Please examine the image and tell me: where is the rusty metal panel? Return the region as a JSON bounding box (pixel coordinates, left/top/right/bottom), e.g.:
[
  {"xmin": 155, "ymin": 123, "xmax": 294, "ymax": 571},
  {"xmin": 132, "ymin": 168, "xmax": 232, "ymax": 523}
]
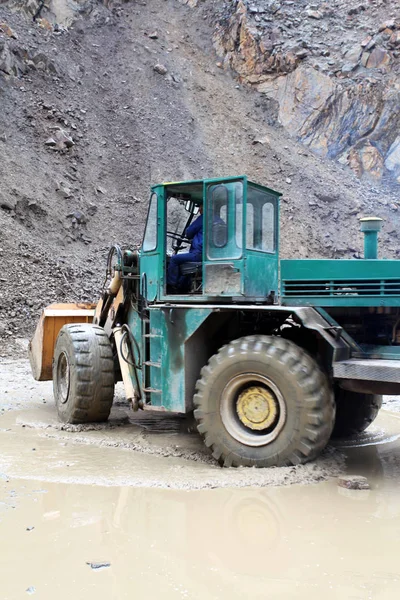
[{"xmin": 29, "ymin": 303, "xmax": 95, "ymax": 381}]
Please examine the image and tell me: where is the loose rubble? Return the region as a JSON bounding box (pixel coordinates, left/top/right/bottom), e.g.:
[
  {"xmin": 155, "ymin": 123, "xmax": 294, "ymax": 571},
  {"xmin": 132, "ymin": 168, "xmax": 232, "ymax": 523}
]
[
  {"xmin": 338, "ymin": 475, "xmax": 371, "ymax": 490},
  {"xmin": 1, "ymin": 0, "xmax": 400, "ymax": 340}
]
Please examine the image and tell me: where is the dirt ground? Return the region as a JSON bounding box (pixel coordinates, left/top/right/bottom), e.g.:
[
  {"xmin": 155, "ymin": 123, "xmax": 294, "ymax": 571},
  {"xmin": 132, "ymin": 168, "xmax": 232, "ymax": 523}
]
[
  {"xmin": 2, "ymin": 347, "xmax": 400, "ymax": 598},
  {"xmin": 2, "ymin": 0, "xmax": 400, "ymax": 339}
]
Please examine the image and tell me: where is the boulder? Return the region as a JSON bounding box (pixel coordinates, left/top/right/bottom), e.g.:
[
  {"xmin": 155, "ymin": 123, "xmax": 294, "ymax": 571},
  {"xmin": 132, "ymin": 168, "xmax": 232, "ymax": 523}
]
[{"xmin": 366, "ymin": 47, "xmax": 390, "ymax": 69}]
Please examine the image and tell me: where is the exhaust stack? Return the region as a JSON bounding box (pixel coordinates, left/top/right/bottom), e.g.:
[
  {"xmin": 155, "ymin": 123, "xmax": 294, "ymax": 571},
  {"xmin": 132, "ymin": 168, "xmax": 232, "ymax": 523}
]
[{"xmin": 359, "ymin": 217, "xmax": 383, "ymax": 259}]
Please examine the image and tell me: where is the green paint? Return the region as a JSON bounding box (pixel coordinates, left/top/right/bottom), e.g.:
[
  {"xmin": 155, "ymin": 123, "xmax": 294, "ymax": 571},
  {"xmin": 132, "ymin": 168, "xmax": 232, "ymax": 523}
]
[
  {"xmin": 281, "ymin": 259, "xmax": 400, "ymax": 307},
  {"xmin": 120, "ymin": 176, "xmax": 400, "ymax": 414},
  {"xmin": 360, "ymin": 217, "xmax": 383, "ymax": 259}
]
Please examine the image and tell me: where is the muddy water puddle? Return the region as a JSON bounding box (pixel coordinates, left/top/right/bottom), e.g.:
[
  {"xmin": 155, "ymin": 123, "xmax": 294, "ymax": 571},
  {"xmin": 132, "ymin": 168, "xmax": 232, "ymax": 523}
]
[
  {"xmin": 2, "ymin": 359, "xmax": 400, "ymax": 597},
  {"xmin": 1, "ymin": 462, "xmax": 400, "ymax": 599}
]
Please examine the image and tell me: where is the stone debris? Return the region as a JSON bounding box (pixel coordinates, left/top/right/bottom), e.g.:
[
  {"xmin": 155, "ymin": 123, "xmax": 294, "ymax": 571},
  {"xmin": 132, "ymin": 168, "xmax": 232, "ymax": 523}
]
[
  {"xmin": 86, "ymin": 561, "xmax": 111, "ymax": 570},
  {"xmin": 1, "ymin": 0, "xmax": 400, "ymax": 343},
  {"xmin": 338, "ymin": 475, "xmax": 370, "ymax": 490},
  {"xmin": 45, "ymin": 129, "xmax": 74, "ymax": 150},
  {"xmin": 0, "ymin": 22, "xmax": 17, "ymax": 39},
  {"xmin": 153, "ymin": 63, "xmax": 168, "ymax": 75}
]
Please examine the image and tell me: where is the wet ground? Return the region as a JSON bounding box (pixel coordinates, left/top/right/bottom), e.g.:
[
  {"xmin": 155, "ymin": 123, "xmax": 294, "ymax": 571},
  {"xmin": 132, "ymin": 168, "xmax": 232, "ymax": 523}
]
[{"xmin": 2, "ymin": 353, "xmax": 400, "ymax": 598}]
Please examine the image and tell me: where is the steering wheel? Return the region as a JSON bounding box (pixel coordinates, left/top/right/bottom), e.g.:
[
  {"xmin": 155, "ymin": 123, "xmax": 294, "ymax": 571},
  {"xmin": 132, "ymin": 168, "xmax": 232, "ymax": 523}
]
[{"xmin": 166, "ymin": 231, "xmax": 189, "ymax": 243}]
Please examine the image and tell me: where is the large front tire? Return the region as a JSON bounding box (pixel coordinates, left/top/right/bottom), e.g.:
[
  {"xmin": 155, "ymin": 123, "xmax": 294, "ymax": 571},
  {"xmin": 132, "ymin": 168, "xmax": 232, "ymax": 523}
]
[
  {"xmin": 53, "ymin": 323, "xmax": 115, "ymax": 424},
  {"xmin": 193, "ymin": 335, "xmax": 335, "ymax": 467},
  {"xmin": 332, "ymin": 388, "xmax": 382, "ymax": 438}
]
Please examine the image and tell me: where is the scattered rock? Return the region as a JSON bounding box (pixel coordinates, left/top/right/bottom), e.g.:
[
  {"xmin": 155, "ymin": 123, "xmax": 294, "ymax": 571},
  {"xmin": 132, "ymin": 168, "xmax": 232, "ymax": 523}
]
[
  {"xmin": 25, "ymin": 587, "xmax": 36, "ymax": 595},
  {"xmin": 0, "ymin": 23, "xmax": 18, "ymax": 39},
  {"xmin": 57, "ymin": 184, "xmax": 73, "ymax": 199},
  {"xmin": 366, "ymin": 47, "xmax": 390, "ymax": 69},
  {"xmin": 67, "ymin": 210, "xmax": 87, "ymax": 225},
  {"xmin": 148, "ymin": 31, "xmax": 158, "ymax": 39},
  {"xmin": 315, "ymin": 192, "xmax": 339, "ymax": 203},
  {"xmin": 153, "ymin": 63, "xmax": 167, "ymax": 75},
  {"xmin": 306, "ymin": 9, "xmax": 323, "ymax": 20},
  {"xmin": 86, "ymin": 561, "xmax": 111, "ymax": 570},
  {"xmin": 338, "ymin": 475, "xmax": 370, "ymax": 490},
  {"xmin": 252, "ymin": 135, "xmax": 270, "ymax": 145},
  {"xmin": 45, "ymin": 129, "xmax": 74, "ymax": 150},
  {"xmin": 87, "ymin": 203, "xmax": 97, "ymax": 216},
  {"xmin": 361, "ymin": 35, "xmax": 373, "ymax": 48},
  {"xmin": 0, "ymin": 200, "xmax": 14, "ymax": 211}
]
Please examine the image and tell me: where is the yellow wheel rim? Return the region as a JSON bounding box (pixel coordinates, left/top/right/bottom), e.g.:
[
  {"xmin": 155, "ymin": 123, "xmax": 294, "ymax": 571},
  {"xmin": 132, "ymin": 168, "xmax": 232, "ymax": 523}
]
[{"xmin": 236, "ymin": 386, "xmax": 278, "ymax": 431}]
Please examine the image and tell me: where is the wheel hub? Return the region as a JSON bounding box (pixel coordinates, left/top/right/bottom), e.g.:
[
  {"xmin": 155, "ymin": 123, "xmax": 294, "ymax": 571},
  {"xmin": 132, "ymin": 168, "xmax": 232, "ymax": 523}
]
[
  {"xmin": 236, "ymin": 386, "xmax": 278, "ymax": 430},
  {"xmin": 57, "ymin": 351, "xmax": 70, "ymax": 404},
  {"xmin": 220, "ymin": 373, "xmax": 287, "ymax": 447}
]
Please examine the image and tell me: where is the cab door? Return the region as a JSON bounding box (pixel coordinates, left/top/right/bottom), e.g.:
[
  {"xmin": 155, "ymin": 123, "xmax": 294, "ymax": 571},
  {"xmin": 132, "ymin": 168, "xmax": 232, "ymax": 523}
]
[
  {"xmin": 243, "ymin": 183, "xmax": 280, "ymax": 299},
  {"xmin": 203, "ymin": 178, "xmax": 245, "ymax": 298},
  {"xmin": 139, "ymin": 191, "xmax": 161, "ymax": 302}
]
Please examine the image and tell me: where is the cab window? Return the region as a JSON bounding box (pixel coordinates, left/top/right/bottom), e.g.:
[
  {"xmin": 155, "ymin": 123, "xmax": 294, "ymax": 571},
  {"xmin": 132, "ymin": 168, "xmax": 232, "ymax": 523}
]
[
  {"xmin": 246, "ymin": 186, "xmax": 276, "ymax": 253},
  {"xmin": 206, "ymin": 181, "xmax": 243, "ymax": 260},
  {"xmin": 143, "ymin": 193, "xmax": 158, "ymax": 252}
]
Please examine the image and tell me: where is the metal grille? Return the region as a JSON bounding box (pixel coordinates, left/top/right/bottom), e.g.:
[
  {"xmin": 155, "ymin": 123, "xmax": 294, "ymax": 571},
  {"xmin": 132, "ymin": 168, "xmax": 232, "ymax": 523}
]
[{"xmin": 282, "ymin": 279, "xmax": 400, "ymax": 297}]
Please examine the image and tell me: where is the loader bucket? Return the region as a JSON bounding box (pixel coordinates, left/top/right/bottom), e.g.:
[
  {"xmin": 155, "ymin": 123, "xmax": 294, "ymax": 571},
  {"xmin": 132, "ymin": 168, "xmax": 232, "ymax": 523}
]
[{"xmin": 28, "ymin": 303, "xmax": 96, "ymax": 381}]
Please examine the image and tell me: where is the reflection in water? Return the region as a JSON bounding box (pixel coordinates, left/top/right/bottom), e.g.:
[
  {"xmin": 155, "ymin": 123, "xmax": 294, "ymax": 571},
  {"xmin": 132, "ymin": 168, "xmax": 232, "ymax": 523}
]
[
  {"xmin": 2, "ymin": 475, "xmax": 400, "ymax": 599},
  {"xmin": 1, "ymin": 411, "xmax": 400, "ymax": 597}
]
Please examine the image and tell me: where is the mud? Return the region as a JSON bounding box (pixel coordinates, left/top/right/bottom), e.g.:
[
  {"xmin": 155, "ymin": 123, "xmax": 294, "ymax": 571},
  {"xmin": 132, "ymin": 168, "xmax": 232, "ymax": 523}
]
[
  {"xmin": 0, "ymin": 355, "xmax": 345, "ymax": 489},
  {"xmin": 2, "ymin": 355, "xmax": 400, "ymax": 598}
]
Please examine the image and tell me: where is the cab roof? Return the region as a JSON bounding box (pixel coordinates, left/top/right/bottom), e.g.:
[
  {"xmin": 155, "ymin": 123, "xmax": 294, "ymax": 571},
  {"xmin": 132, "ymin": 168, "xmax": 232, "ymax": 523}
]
[{"xmin": 152, "ymin": 176, "xmax": 282, "ymax": 203}]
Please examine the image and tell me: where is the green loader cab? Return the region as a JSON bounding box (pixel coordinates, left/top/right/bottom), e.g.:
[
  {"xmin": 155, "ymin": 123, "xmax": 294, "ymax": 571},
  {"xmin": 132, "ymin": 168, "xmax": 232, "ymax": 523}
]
[{"xmin": 30, "ymin": 176, "xmax": 400, "ymax": 467}]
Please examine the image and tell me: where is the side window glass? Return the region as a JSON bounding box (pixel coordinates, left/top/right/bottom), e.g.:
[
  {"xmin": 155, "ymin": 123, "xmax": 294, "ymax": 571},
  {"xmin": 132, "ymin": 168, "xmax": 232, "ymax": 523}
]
[
  {"xmin": 246, "ymin": 186, "xmax": 276, "ymax": 253},
  {"xmin": 143, "ymin": 193, "xmax": 158, "ymax": 252},
  {"xmin": 262, "ymin": 202, "xmax": 275, "ymax": 252},
  {"xmin": 235, "ymin": 183, "xmax": 243, "ymax": 250},
  {"xmin": 246, "ymin": 203, "xmax": 254, "ymax": 248},
  {"xmin": 208, "ymin": 185, "xmax": 228, "ymax": 248},
  {"xmin": 166, "ymin": 197, "xmax": 187, "ymax": 254}
]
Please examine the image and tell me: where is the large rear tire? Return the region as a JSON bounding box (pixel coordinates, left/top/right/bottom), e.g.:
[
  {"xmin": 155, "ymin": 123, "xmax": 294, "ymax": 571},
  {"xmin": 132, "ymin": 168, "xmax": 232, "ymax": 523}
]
[
  {"xmin": 53, "ymin": 323, "xmax": 115, "ymax": 424},
  {"xmin": 193, "ymin": 335, "xmax": 335, "ymax": 467},
  {"xmin": 332, "ymin": 388, "xmax": 382, "ymax": 438}
]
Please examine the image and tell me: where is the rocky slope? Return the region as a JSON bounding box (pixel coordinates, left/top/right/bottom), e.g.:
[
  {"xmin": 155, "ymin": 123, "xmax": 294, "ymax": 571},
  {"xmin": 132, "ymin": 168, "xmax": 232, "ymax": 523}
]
[
  {"xmin": 211, "ymin": 0, "xmax": 400, "ymax": 186},
  {"xmin": 0, "ymin": 0, "xmax": 399, "ymax": 340}
]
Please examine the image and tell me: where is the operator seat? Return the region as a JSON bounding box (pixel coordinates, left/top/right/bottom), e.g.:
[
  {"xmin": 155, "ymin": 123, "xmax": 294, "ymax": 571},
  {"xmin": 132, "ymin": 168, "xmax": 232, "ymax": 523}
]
[
  {"xmin": 179, "ymin": 261, "xmax": 202, "ymax": 294},
  {"xmin": 177, "ymin": 221, "xmax": 227, "ymax": 293}
]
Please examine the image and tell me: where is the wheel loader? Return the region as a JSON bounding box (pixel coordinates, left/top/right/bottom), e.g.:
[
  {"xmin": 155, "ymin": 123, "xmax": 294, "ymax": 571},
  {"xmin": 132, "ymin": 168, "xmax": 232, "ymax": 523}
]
[{"xmin": 29, "ymin": 176, "xmax": 400, "ymax": 467}]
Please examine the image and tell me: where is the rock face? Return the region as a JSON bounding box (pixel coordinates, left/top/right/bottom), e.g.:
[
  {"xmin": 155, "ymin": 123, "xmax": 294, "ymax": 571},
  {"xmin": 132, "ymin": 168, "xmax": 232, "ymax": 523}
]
[{"xmin": 212, "ymin": 0, "xmax": 400, "ymax": 186}]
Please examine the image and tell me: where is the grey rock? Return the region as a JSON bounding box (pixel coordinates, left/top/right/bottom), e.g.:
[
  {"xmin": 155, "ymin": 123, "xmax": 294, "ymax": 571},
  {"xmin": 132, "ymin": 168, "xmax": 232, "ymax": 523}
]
[
  {"xmin": 86, "ymin": 561, "xmax": 111, "ymax": 570},
  {"xmin": 342, "ymin": 63, "xmax": 356, "ymax": 74},
  {"xmin": 338, "ymin": 475, "xmax": 370, "ymax": 490},
  {"xmin": 153, "ymin": 63, "xmax": 168, "ymax": 75},
  {"xmin": 87, "ymin": 203, "xmax": 97, "ymax": 216},
  {"xmin": 315, "ymin": 192, "xmax": 339, "ymax": 203},
  {"xmin": 71, "ymin": 210, "xmax": 86, "ymax": 224},
  {"xmin": 58, "ymin": 186, "xmax": 72, "ymax": 199}
]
